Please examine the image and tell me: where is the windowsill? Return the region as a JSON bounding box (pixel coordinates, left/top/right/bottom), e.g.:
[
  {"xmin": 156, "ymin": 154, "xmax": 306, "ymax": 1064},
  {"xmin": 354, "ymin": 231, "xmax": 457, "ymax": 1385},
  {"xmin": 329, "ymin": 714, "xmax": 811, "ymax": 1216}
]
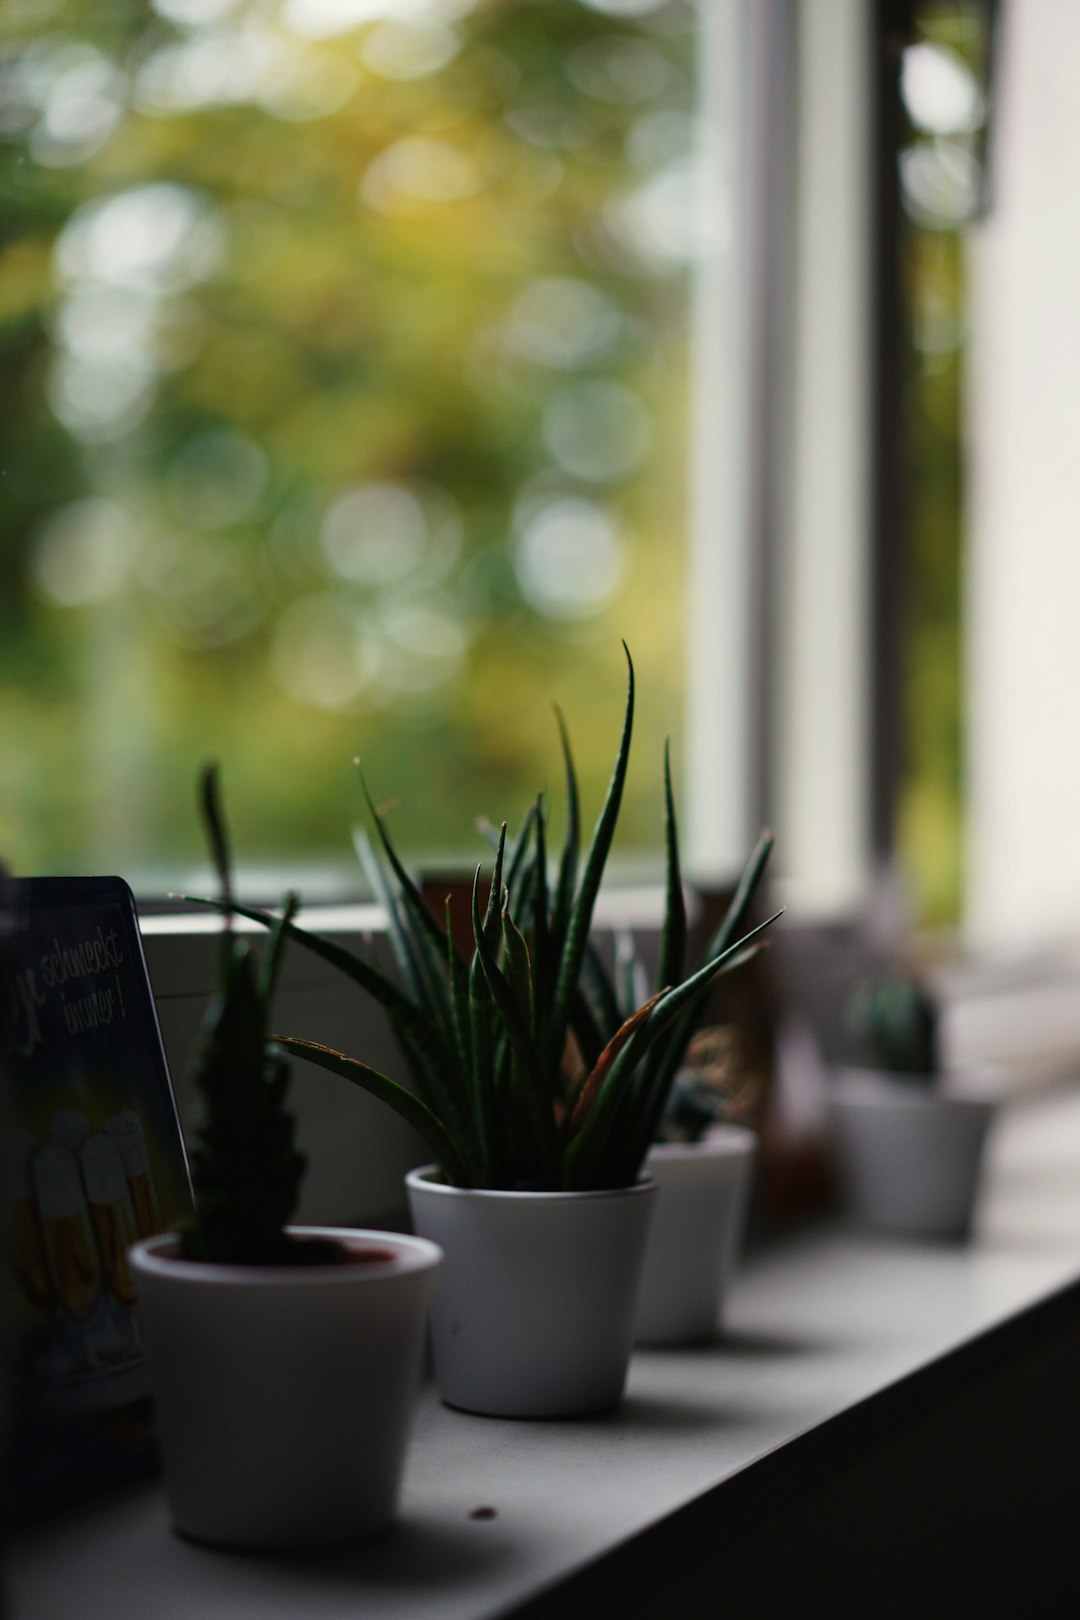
[{"xmin": 12, "ymin": 1083, "xmax": 1080, "ymax": 1618}]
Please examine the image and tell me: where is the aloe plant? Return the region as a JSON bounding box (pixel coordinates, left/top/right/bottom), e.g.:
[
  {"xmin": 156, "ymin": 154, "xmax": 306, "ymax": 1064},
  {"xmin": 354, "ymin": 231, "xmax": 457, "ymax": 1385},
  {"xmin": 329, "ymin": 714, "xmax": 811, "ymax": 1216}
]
[
  {"xmin": 846, "ymin": 974, "xmax": 939, "ymax": 1081},
  {"xmin": 184, "ymin": 648, "xmax": 780, "ymax": 1191},
  {"xmin": 570, "ymin": 742, "xmax": 775, "ymax": 1176},
  {"xmin": 179, "ymin": 764, "xmax": 320, "ymax": 1265}
]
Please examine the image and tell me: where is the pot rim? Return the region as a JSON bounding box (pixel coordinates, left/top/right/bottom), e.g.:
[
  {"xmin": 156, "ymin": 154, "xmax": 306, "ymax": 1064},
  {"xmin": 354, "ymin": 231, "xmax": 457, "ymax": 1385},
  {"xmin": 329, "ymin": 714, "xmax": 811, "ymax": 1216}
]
[
  {"xmin": 647, "ymin": 1124, "xmax": 757, "ymax": 1160},
  {"xmin": 832, "ymin": 1068, "xmax": 998, "ymax": 1113},
  {"xmin": 131, "ymin": 1225, "xmax": 443, "ymax": 1286},
  {"xmin": 405, "ymin": 1166, "xmax": 655, "ymax": 1202}
]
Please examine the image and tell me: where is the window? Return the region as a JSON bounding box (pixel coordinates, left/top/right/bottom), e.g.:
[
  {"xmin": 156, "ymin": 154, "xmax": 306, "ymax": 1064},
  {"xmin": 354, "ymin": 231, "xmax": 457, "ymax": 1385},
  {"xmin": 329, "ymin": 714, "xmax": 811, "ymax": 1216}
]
[{"xmin": 1, "ymin": 0, "xmax": 703, "ymax": 892}]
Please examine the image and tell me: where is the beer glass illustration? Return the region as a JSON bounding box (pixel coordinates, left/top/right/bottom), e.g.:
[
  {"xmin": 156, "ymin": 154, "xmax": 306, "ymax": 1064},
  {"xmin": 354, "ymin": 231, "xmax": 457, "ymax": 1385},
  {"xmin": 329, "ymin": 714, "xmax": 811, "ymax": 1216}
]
[
  {"xmin": 81, "ymin": 1134, "xmax": 140, "ymax": 1311},
  {"xmin": 51, "ymin": 1110, "xmax": 91, "ymax": 1155},
  {"xmin": 33, "ymin": 1144, "xmax": 104, "ymax": 1369},
  {"xmin": 105, "ymin": 1111, "xmax": 163, "ymax": 1239},
  {"xmin": 3, "ymin": 1128, "xmax": 54, "ymax": 1320}
]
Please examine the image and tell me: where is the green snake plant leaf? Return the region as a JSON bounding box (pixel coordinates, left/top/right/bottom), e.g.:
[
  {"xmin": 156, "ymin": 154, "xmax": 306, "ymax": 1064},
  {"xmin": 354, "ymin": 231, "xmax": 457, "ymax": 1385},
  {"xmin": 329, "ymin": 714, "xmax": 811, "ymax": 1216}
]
[
  {"xmin": 564, "ymin": 911, "xmax": 782, "ymax": 1186},
  {"xmin": 529, "ymin": 793, "xmax": 551, "ymax": 1020},
  {"xmin": 480, "ymin": 824, "xmax": 507, "ymax": 954},
  {"xmin": 502, "ymin": 903, "xmax": 535, "ymax": 1040},
  {"xmin": 615, "ymin": 930, "xmax": 647, "ymax": 1024},
  {"xmin": 657, "ymin": 739, "xmax": 687, "ymax": 993},
  {"xmin": 274, "ymin": 1035, "xmax": 471, "ymax": 1188},
  {"xmin": 470, "ymin": 869, "xmax": 544, "ymax": 1093},
  {"xmin": 445, "ymin": 894, "xmax": 472, "ymax": 1079},
  {"xmin": 259, "ymin": 890, "xmax": 299, "ymax": 1006},
  {"xmin": 568, "ymin": 989, "xmax": 667, "ymax": 1134},
  {"xmin": 198, "ymin": 763, "xmax": 233, "ymax": 940},
  {"xmin": 352, "ymin": 824, "xmax": 433, "ymax": 1017},
  {"xmin": 548, "ymin": 642, "xmax": 635, "ymax": 1079},
  {"xmin": 700, "ymin": 827, "xmax": 775, "ymax": 964},
  {"xmin": 471, "ymin": 869, "xmax": 559, "ymax": 1178},
  {"xmin": 466, "ymin": 946, "xmax": 494, "ymax": 1186},
  {"xmin": 176, "ymin": 895, "xmax": 456, "ymax": 1089},
  {"xmin": 579, "ymin": 940, "xmax": 622, "ymax": 1039},
  {"xmin": 569, "ymin": 986, "xmax": 604, "ymax": 1075},
  {"xmin": 551, "ymin": 703, "xmax": 580, "ymax": 951},
  {"xmin": 355, "ymin": 766, "xmax": 461, "ymax": 1020}
]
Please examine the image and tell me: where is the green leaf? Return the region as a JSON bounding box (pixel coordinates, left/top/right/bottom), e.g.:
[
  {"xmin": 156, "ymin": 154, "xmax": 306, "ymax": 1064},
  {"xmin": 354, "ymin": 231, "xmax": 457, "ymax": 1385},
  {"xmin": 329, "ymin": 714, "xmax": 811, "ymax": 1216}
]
[
  {"xmin": 548, "ymin": 642, "xmax": 635, "ymax": 1079},
  {"xmin": 471, "ymin": 869, "xmax": 558, "ymax": 1179},
  {"xmin": 530, "ymin": 793, "xmax": 551, "ymax": 1019},
  {"xmin": 579, "ymin": 939, "xmax": 622, "ymax": 1038},
  {"xmin": 176, "ymin": 895, "xmax": 455, "ymax": 1080},
  {"xmin": 274, "ymin": 1036, "xmax": 471, "ymax": 1187},
  {"xmin": 657, "ymin": 739, "xmax": 687, "ymax": 993},
  {"xmin": 564, "ymin": 910, "xmax": 782, "ymax": 1186},
  {"xmin": 699, "ymin": 828, "xmax": 775, "ymax": 965},
  {"xmin": 480, "ymin": 823, "xmax": 507, "ymax": 953},
  {"xmin": 445, "ymin": 893, "xmax": 472, "ymax": 1079},
  {"xmin": 568, "ymin": 989, "xmax": 666, "ymax": 1134},
  {"xmin": 355, "ymin": 766, "xmax": 461, "ymax": 1020},
  {"xmin": 352, "ymin": 825, "xmax": 433, "ymax": 1016},
  {"xmin": 551, "ymin": 703, "xmax": 579, "ymax": 949},
  {"xmin": 259, "ymin": 890, "xmax": 299, "ymax": 1006}
]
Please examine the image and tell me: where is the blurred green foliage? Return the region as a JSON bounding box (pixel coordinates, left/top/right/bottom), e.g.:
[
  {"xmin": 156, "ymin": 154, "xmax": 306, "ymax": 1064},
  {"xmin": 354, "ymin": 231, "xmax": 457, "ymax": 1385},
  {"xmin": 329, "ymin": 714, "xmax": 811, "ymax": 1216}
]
[
  {"xmin": 896, "ymin": 3, "xmax": 988, "ymax": 926},
  {"xmin": 0, "ymin": 0, "xmax": 694, "ymax": 890}
]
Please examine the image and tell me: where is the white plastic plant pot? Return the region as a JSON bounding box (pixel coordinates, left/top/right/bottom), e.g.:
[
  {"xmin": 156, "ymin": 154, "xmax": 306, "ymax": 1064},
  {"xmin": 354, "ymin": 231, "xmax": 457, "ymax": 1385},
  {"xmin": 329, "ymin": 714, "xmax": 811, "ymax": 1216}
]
[
  {"xmin": 405, "ymin": 1168, "xmax": 656, "ymax": 1419},
  {"xmin": 131, "ymin": 1226, "xmax": 442, "ymax": 1549},
  {"xmin": 633, "ymin": 1125, "xmax": 757, "ymax": 1346},
  {"xmin": 829, "ymin": 1069, "xmax": 996, "ymax": 1240}
]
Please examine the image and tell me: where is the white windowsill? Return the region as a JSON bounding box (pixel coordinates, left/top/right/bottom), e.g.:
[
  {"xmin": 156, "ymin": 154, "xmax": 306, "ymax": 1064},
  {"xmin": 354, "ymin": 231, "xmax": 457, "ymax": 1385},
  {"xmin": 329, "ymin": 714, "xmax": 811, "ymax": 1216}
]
[{"xmin": 12, "ymin": 1084, "xmax": 1080, "ymax": 1620}]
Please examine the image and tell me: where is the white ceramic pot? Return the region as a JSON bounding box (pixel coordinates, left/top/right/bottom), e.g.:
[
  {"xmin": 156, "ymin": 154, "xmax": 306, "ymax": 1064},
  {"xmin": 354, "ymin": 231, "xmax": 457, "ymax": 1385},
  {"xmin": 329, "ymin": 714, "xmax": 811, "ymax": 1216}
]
[
  {"xmin": 634, "ymin": 1126, "xmax": 756, "ymax": 1345},
  {"xmin": 405, "ymin": 1168, "xmax": 655, "ymax": 1418},
  {"xmin": 829, "ymin": 1069, "xmax": 996, "ymax": 1240},
  {"xmin": 131, "ymin": 1226, "xmax": 442, "ymax": 1549}
]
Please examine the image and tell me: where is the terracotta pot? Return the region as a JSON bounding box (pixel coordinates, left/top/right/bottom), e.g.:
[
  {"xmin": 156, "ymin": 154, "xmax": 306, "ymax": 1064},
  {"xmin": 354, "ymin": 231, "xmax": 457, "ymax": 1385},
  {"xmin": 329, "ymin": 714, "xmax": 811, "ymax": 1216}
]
[
  {"xmin": 634, "ymin": 1126, "xmax": 756, "ymax": 1345},
  {"xmin": 131, "ymin": 1226, "xmax": 441, "ymax": 1548},
  {"xmin": 406, "ymin": 1168, "xmax": 655, "ymax": 1418}
]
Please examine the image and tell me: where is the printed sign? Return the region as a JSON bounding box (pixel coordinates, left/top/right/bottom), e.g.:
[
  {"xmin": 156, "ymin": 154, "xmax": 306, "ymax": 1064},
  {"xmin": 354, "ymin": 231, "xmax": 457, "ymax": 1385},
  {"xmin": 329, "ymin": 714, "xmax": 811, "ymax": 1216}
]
[{"xmin": 2, "ymin": 876, "xmax": 192, "ymax": 1513}]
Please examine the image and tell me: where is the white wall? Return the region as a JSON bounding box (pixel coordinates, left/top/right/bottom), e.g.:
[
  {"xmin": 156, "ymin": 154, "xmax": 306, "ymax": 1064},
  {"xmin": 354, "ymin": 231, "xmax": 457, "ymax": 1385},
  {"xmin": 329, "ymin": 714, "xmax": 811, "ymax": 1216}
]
[{"xmin": 967, "ymin": 0, "xmax": 1080, "ymax": 951}]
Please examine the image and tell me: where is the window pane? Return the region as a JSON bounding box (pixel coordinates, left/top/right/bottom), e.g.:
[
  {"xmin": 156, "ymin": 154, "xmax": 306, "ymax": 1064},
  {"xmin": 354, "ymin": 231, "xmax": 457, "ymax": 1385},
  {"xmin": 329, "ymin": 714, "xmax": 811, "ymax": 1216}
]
[
  {"xmin": 897, "ymin": 3, "xmax": 990, "ymax": 926},
  {"xmin": 0, "ymin": 0, "xmax": 698, "ymax": 891}
]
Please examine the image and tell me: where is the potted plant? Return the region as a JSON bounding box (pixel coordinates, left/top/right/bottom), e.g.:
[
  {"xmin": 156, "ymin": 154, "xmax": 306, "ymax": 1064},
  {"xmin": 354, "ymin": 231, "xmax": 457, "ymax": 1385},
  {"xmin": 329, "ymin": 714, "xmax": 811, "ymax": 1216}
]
[
  {"xmin": 132, "ymin": 766, "xmax": 442, "ymax": 1548},
  {"xmin": 630, "ymin": 1029, "xmax": 758, "ymax": 1345},
  {"xmin": 193, "ymin": 648, "xmax": 779, "ymax": 1417},
  {"xmin": 572, "ymin": 748, "xmax": 769, "ymax": 1346},
  {"xmin": 829, "ymin": 972, "xmax": 996, "ymax": 1240}
]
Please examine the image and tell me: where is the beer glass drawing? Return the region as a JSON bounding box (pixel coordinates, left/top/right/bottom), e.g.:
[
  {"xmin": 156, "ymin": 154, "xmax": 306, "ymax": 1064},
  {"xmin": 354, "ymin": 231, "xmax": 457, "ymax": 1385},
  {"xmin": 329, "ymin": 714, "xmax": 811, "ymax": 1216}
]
[
  {"xmin": 51, "ymin": 1110, "xmax": 91, "ymax": 1156},
  {"xmin": 3, "ymin": 1128, "xmax": 54, "ymax": 1319},
  {"xmin": 33, "ymin": 1145, "xmax": 103, "ymax": 1368},
  {"xmin": 81, "ymin": 1134, "xmax": 139, "ymax": 1311},
  {"xmin": 105, "ymin": 1111, "xmax": 162, "ymax": 1239}
]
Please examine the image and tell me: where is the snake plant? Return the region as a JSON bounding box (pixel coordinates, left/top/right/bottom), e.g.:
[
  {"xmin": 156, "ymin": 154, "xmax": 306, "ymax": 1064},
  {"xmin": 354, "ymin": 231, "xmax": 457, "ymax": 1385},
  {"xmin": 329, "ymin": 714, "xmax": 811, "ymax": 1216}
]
[
  {"xmin": 185, "ymin": 648, "xmax": 780, "ymax": 1190},
  {"xmin": 179, "ymin": 764, "xmax": 321, "ymax": 1264},
  {"xmin": 571, "ymin": 739, "xmax": 774, "ymax": 1178}
]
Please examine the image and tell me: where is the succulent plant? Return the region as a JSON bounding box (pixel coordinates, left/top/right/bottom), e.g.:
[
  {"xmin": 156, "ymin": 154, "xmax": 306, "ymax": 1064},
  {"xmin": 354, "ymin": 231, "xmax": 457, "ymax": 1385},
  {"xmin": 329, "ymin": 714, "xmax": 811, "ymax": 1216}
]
[
  {"xmin": 845, "ymin": 973, "xmax": 940, "ymax": 1081},
  {"xmin": 574, "ymin": 737, "xmax": 773, "ymax": 1162},
  {"xmin": 186, "ymin": 648, "xmax": 780, "ymax": 1191},
  {"xmin": 655, "ymin": 1026, "xmax": 753, "ymax": 1145},
  {"xmin": 178, "ymin": 764, "xmax": 321, "ymax": 1265}
]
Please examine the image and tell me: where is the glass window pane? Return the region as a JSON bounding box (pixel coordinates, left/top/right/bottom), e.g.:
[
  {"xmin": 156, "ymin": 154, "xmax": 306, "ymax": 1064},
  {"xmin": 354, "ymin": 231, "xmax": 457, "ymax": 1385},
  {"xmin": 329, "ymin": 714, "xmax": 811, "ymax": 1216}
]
[{"xmin": 0, "ymin": 0, "xmax": 699, "ymax": 892}]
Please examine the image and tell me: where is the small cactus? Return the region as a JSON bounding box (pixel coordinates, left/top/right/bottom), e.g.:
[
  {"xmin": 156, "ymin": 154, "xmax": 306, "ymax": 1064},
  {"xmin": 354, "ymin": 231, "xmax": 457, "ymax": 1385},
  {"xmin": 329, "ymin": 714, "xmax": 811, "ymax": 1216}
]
[
  {"xmin": 179, "ymin": 765, "xmax": 310, "ymax": 1265},
  {"xmin": 846, "ymin": 974, "xmax": 939, "ymax": 1081}
]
